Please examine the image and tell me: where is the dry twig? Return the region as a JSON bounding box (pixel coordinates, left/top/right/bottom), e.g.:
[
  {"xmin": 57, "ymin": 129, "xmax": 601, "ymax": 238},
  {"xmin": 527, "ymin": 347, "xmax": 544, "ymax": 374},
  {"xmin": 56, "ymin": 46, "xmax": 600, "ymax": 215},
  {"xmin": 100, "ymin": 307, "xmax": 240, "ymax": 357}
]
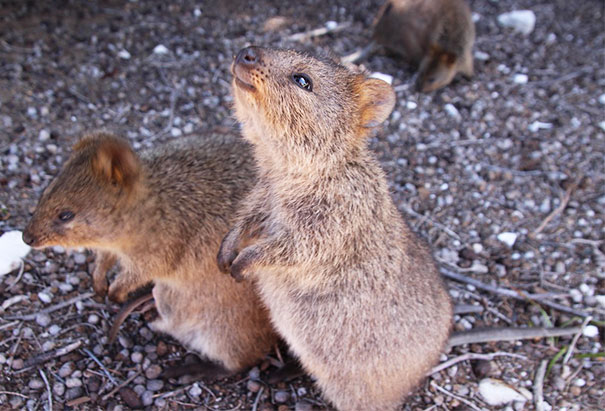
[
  {"xmin": 430, "ymin": 381, "xmax": 482, "ymax": 411},
  {"xmin": 562, "ymin": 316, "xmax": 592, "ymax": 364},
  {"xmin": 39, "ymin": 369, "xmax": 52, "ymax": 411},
  {"xmin": 251, "ymin": 387, "xmax": 264, "ymax": 411},
  {"xmin": 288, "ymin": 21, "xmax": 351, "ymax": 42},
  {"xmin": 5, "ymin": 292, "xmax": 95, "ymax": 321},
  {"xmin": 429, "ymin": 351, "xmax": 527, "ymax": 375},
  {"xmin": 532, "ymin": 179, "xmax": 581, "ymax": 237},
  {"xmin": 101, "ymin": 369, "xmax": 141, "ymax": 401},
  {"xmin": 448, "ymin": 326, "xmax": 582, "ymax": 348},
  {"xmin": 24, "ymin": 341, "xmax": 83, "ymax": 368},
  {"xmin": 534, "ymin": 359, "xmax": 548, "ymax": 411}
]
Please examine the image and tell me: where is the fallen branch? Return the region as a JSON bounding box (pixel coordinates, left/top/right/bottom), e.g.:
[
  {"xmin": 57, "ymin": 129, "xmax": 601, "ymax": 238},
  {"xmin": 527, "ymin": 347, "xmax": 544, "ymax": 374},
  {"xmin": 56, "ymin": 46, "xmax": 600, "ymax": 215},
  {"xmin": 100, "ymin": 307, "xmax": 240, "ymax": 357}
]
[
  {"xmin": 82, "ymin": 348, "xmax": 118, "ymax": 386},
  {"xmin": 429, "ymin": 352, "xmax": 527, "ymax": 375},
  {"xmin": 5, "ymin": 292, "xmax": 95, "ymax": 321},
  {"xmin": 341, "ymin": 42, "xmax": 377, "ymax": 65},
  {"xmin": 288, "ymin": 21, "xmax": 351, "ymax": 42},
  {"xmin": 562, "ymin": 316, "xmax": 592, "ymax": 364},
  {"xmin": 39, "ymin": 369, "xmax": 52, "ymax": 411},
  {"xmin": 65, "ymin": 396, "xmax": 91, "ymax": 407},
  {"xmin": 453, "ymin": 304, "xmax": 484, "ymax": 315},
  {"xmin": 23, "ymin": 341, "xmax": 83, "ymax": 368},
  {"xmin": 448, "ymin": 326, "xmax": 582, "ymax": 348},
  {"xmin": 441, "ymin": 268, "xmax": 592, "ymax": 318},
  {"xmin": 430, "ymin": 381, "xmax": 482, "ymax": 411}
]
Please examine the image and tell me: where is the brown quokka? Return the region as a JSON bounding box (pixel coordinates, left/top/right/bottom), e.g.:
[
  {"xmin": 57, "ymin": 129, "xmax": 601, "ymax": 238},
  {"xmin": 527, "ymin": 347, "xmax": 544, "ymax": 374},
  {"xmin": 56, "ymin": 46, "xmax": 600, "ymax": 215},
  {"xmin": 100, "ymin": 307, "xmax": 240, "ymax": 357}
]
[
  {"xmin": 23, "ymin": 132, "xmax": 278, "ymax": 377},
  {"xmin": 218, "ymin": 46, "xmax": 453, "ymax": 410},
  {"xmin": 373, "ymin": 0, "xmax": 475, "ymax": 92}
]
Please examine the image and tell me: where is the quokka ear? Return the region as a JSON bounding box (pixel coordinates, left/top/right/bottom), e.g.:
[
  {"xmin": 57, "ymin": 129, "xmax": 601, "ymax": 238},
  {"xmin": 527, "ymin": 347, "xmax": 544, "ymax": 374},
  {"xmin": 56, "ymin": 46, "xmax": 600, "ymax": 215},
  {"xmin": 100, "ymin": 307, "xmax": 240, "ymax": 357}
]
[
  {"xmin": 90, "ymin": 134, "xmax": 140, "ymax": 188},
  {"xmin": 358, "ymin": 77, "xmax": 396, "ymax": 129}
]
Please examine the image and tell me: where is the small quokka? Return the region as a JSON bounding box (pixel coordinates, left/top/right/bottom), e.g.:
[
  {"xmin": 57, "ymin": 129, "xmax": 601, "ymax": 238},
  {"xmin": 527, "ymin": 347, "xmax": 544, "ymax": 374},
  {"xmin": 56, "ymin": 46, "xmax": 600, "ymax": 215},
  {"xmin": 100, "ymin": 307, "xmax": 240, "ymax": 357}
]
[
  {"xmin": 23, "ymin": 132, "xmax": 278, "ymax": 377},
  {"xmin": 218, "ymin": 46, "xmax": 453, "ymax": 410},
  {"xmin": 373, "ymin": 0, "xmax": 475, "ymax": 92}
]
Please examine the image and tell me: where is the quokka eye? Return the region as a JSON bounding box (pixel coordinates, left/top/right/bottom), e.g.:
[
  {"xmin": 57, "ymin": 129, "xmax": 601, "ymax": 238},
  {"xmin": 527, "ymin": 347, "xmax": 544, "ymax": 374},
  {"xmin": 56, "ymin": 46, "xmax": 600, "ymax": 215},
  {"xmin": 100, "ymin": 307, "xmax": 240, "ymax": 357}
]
[
  {"xmin": 292, "ymin": 74, "xmax": 312, "ymax": 92},
  {"xmin": 58, "ymin": 211, "xmax": 75, "ymax": 222}
]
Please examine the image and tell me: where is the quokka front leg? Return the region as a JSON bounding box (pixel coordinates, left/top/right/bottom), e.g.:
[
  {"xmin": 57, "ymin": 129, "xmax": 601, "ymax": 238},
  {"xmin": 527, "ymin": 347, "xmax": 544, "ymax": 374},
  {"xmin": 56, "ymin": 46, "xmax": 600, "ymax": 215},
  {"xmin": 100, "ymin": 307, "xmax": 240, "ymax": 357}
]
[{"xmin": 92, "ymin": 251, "xmax": 117, "ymax": 297}]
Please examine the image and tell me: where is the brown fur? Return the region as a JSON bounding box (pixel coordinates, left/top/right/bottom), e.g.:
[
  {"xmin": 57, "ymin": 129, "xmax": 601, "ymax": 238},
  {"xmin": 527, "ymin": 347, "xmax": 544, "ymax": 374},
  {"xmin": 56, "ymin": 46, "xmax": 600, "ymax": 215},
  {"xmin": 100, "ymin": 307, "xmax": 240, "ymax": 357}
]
[
  {"xmin": 23, "ymin": 132, "xmax": 278, "ymax": 373},
  {"xmin": 218, "ymin": 47, "xmax": 453, "ymax": 410},
  {"xmin": 373, "ymin": 0, "xmax": 475, "ymax": 92}
]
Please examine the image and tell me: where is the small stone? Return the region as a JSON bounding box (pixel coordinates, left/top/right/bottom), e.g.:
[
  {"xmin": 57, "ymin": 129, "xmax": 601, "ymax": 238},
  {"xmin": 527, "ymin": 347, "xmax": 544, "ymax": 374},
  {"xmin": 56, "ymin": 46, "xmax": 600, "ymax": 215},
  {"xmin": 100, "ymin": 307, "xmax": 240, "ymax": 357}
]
[
  {"xmin": 118, "ymin": 49, "xmax": 131, "ymax": 60},
  {"xmin": 145, "ymin": 364, "xmax": 162, "ymax": 380},
  {"xmin": 87, "ymin": 376, "xmax": 101, "ymax": 392},
  {"xmin": 28, "ymin": 378, "xmax": 45, "ymax": 389},
  {"xmin": 474, "ymin": 50, "xmax": 490, "ymax": 61},
  {"xmin": 247, "ymin": 379, "xmax": 261, "ymax": 393},
  {"xmin": 35, "ymin": 313, "xmax": 51, "ymax": 327},
  {"xmin": 53, "ymin": 382, "xmax": 65, "ymax": 397},
  {"xmin": 141, "ymin": 390, "xmax": 154, "ymax": 406},
  {"xmin": 472, "ymin": 360, "xmax": 493, "ymax": 378},
  {"xmin": 599, "ymin": 121, "xmax": 605, "ymax": 132},
  {"xmin": 73, "ymin": 253, "xmax": 86, "ymax": 265},
  {"xmin": 406, "ymin": 101, "xmax": 417, "ymax": 110},
  {"xmin": 118, "ymin": 335, "xmax": 133, "ymax": 349},
  {"xmin": 65, "ymin": 387, "xmax": 83, "ymax": 401},
  {"xmin": 146, "ymin": 379, "xmax": 164, "ymax": 392},
  {"xmin": 570, "ymin": 385, "xmax": 582, "ymax": 396},
  {"xmin": 325, "ymin": 21, "xmax": 338, "ymax": 30},
  {"xmin": 569, "ymin": 289, "xmax": 583, "ymax": 303},
  {"xmin": 478, "ymin": 378, "xmax": 531, "ymax": 406},
  {"xmin": 595, "ymin": 295, "xmax": 605, "ymax": 308},
  {"xmin": 11, "ymin": 358, "xmax": 24, "ymax": 370},
  {"xmin": 153, "ymin": 44, "xmax": 169, "ymax": 55},
  {"xmin": 573, "ymin": 378, "xmax": 586, "ymax": 387},
  {"xmin": 274, "ymin": 391, "xmax": 290, "ymax": 403},
  {"xmin": 188, "ymin": 383, "xmax": 202, "ymax": 398},
  {"xmin": 38, "ymin": 291, "xmax": 52, "ymax": 304},
  {"xmin": 59, "ymin": 361, "xmax": 75, "ymax": 378},
  {"xmin": 131, "ymin": 352, "xmax": 143, "ymax": 363},
  {"xmin": 513, "ymin": 74, "xmax": 528, "ymax": 84},
  {"xmin": 297, "ymin": 387, "xmax": 307, "ymax": 396},
  {"xmin": 295, "ymin": 401, "xmax": 314, "ymax": 411},
  {"xmin": 156, "ymin": 341, "xmax": 168, "ymax": 356},
  {"xmin": 87, "ymin": 314, "xmax": 99, "ymax": 324},
  {"xmin": 65, "ymin": 377, "xmax": 82, "ymax": 388},
  {"xmin": 170, "ymin": 127, "xmax": 182, "ymax": 137},
  {"xmin": 48, "ymin": 324, "xmax": 61, "ymax": 335},
  {"xmin": 528, "ymin": 121, "xmax": 553, "ymax": 132},
  {"xmin": 134, "ymin": 384, "xmax": 146, "ymax": 396},
  {"xmin": 497, "ymin": 10, "xmax": 536, "ymax": 35},
  {"xmin": 38, "ymin": 129, "xmax": 50, "ymax": 141},
  {"xmin": 248, "ymin": 366, "xmax": 260, "ymax": 379},
  {"xmin": 497, "ymin": 232, "xmax": 518, "ymax": 247},
  {"xmin": 154, "ymin": 398, "xmax": 167, "ymax": 407},
  {"xmin": 120, "ymin": 387, "xmax": 143, "ymax": 408},
  {"xmin": 582, "ymin": 325, "xmax": 599, "ymax": 338},
  {"xmin": 444, "ymin": 103, "xmax": 461, "ymax": 122}
]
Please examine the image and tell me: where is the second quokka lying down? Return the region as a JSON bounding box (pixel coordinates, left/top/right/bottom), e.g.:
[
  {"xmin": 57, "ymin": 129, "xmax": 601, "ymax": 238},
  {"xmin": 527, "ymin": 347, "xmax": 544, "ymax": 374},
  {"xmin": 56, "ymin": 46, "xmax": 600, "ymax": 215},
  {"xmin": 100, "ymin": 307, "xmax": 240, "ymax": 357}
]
[
  {"xmin": 219, "ymin": 46, "xmax": 453, "ymax": 410},
  {"xmin": 23, "ymin": 132, "xmax": 278, "ymax": 378}
]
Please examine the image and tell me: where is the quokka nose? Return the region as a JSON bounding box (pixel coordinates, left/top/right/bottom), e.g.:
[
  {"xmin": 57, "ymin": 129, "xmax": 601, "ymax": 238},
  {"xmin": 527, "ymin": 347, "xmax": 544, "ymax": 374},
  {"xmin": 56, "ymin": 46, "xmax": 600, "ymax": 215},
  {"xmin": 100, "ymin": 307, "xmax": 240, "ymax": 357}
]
[
  {"xmin": 235, "ymin": 46, "xmax": 260, "ymax": 66},
  {"xmin": 22, "ymin": 230, "xmax": 36, "ymax": 246}
]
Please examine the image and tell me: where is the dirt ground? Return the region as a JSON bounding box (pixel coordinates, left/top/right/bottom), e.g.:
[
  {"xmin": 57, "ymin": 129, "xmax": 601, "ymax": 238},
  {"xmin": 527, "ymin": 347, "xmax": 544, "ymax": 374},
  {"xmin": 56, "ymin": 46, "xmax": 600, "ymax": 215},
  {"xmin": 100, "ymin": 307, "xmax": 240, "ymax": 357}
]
[{"xmin": 0, "ymin": 0, "xmax": 603, "ymax": 410}]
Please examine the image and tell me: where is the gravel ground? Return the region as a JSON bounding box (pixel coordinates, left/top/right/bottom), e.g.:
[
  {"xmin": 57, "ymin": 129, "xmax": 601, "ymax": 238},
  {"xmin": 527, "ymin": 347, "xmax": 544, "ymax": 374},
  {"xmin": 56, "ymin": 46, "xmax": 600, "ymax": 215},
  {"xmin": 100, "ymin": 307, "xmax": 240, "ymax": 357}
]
[{"xmin": 1, "ymin": 0, "xmax": 604, "ymax": 410}]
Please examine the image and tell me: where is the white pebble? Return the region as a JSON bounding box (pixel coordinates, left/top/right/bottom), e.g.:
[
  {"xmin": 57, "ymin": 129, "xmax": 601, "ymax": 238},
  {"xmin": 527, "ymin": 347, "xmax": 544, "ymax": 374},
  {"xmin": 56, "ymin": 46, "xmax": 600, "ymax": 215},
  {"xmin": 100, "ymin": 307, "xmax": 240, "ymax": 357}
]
[
  {"xmin": 48, "ymin": 324, "xmax": 61, "ymax": 335},
  {"xmin": 598, "ymin": 121, "xmax": 605, "ymax": 132},
  {"xmin": 88, "ymin": 314, "xmax": 99, "ymax": 324},
  {"xmin": 0, "ymin": 231, "xmax": 31, "ymax": 276},
  {"xmin": 474, "ymin": 50, "xmax": 490, "ymax": 61},
  {"xmin": 599, "ymin": 94, "xmax": 605, "ymax": 105},
  {"xmin": 118, "ymin": 49, "xmax": 131, "ymax": 60},
  {"xmin": 573, "ymin": 378, "xmax": 586, "ymax": 387},
  {"xmin": 582, "ymin": 325, "xmax": 598, "ymax": 338},
  {"xmin": 406, "ymin": 101, "xmax": 417, "ymax": 110},
  {"xmin": 38, "ymin": 292, "xmax": 52, "ymax": 304},
  {"xmin": 479, "ymin": 378, "xmax": 532, "ymax": 406},
  {"xmin": 569, "ymin": 289, "xmax": 583, "ymax": 303},
  {"xmin": 595, "ymin": 295, "xmax": 605, "ymax": 308},
  {"xmin": 36, "ymin": 313, "xmax": 52, "ymax": 327},
  {"xmin": 472, "ymin": 243, "xmax": 484, "ymax": 253},
  {"xmin": 38, "ymin": 129, "xmax": 51, "ymax": 141},
  {"xmin": 188, "ymin": 383, "xmax": 202, "ymax": 398},
  {"xmin": 325, "ymin": 21, "xmax": 338, "ymax": 30},
  {"xmin": 444, "ymin": 103, "xmax": 461, "ymax": 122},
  {"xmin": 497, "ymin": 232, "xmax": 518, "ymax": 247},
  {"xmin": 497, "ymin": 10, "xmax": 536, "ymax": 35},
  {"xmin": 193, "ymin": 8, "xmax": 202, "ymax": 17},
  {"xmin": 153, "ymin": 44, "xmax": 169, "ymax": 55},
  {"xmin": 170, "ymin": 127, "xmax": 182, "ymax": 137},
  {"xmin": 513, "ymin": 74, "xmax": 528, "ymax": 84}
]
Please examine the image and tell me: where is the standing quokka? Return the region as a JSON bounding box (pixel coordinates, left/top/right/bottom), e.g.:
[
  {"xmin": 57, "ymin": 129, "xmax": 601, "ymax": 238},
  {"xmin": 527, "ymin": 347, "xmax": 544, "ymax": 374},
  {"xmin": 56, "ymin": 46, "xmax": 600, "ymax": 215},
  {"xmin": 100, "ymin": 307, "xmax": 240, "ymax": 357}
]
[
  {"xmin": 373, "ymin": 0, "xmax": 475, "ymax": 92},
  {"xmin": 218, "ymin": 46, "xmax": 453, "ymax": 410},
  {"xmin": 23, "ymin": 132, "xmax": 278, "ymax": 377}
]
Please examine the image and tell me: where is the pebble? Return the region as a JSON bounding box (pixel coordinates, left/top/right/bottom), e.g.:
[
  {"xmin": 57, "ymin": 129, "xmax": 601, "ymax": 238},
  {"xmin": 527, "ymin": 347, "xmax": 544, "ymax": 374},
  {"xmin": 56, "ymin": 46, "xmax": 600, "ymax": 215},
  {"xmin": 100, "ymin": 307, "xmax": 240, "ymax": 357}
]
[
  {"xmin": 497, "ymin": 10, "xmax": 536, "ymax": 35},
  {"xmin": 73, "ymin": 253, "xmax": 87, "ymax": 265},
  {"xmin": 42, "ymin": 341, "xmax": 55, "ymax": 351},
  {"xmin": 248, "ymin": 366, "xmax": 260, "ymax": 379},
  {"xmin": 497, "ymin": 232, "xmax": 518, "ymax": 247},
  {"xmin": 35, "ymin": 313, "xmax": 52, "ymax": 327},
  {"xmin": 247, "ymin": 379, "xmax": 261, "ymax": 393},
  {"xmin": 295, "ymin": 401, "xmax": 314, "ymax": 411},
  {"xmin": 0, "ymin": 353, "xmax": 5, "ymax": 364},
  {"xmin": 141, "ymin": 390, "xmax": 154, "ymax": 406},
  {"xmin": 406, "ymin": 101, "xmax": 417, "ymax": 110},
  {"xmin": 274, "ymin": 390, "xmax": 290, "ymax": 403},
  {"xmin": 38, "ymin": 291, "xmax": 52, "ymax": 304},
  {"xmin": 59, "ymin": 361, "xmax": 75, "ymax": 378},
  {"xmin": 188, "ymin": 383, "xmax": 202, "ymax": 398},
  {"xmin": 28, "ymin": 378, "xmax": 45, "ymax": 389},
  {"xmin": 53, "ymin": 382, "xmax": 65, "ymax": 397},
  {"xmin": 120, "ymin": 387, "xmax": 143, "ymax": 408},
  {"xmin": 170, "ymin": 127, "xmax": 182, "ymax": 137},
  {"xmin": 38, "ymin": 129, "xmax": 50, "ymax": 141},
  {"xmin": 598, "ymin": 121, "xmax": 605, "ymax": 132},
  {"xmin": 118, "ymin": 49, "xmax": 131, "ymax": 59},
  {"xmin": 88, "ymin": 314, "xmax": 99, "ymax": 324},
  {"xmin": 153, "ymin": 44, "xmax": 169, "ymax": 55},
  {"xmin": 87, "ymin": 376, "xmax": 101, "ymax": 392},
  {"xmin": 156, "ymin": 341, "xmax": 168, "ymax": 356},
  {"xmin": 444, "ymin": 103, "xmax": 461, "ymax": 122},
  {"xmin": 474, "ymin": 50, "xmax": 490, "ymax": 61},
  {"xmin": 134, "ymin": 384, "xmax": 146, "ymax": 396},
  {"xmin": 479, "ymin": 378, "xmax": 531, "ymax": 406},
  {"xmin": 513, "ymin": 74, "xmax": 528, "ymax": 84},
  {"xmin": 131, "ymin": 351, "xmax": 143, "ymax": 363},
  {"xmin": 118, "ymin": 335, "xmax": 133, "ymax": 349},
  {"xmin": 145, "ymin": 364, "xmax": 162, "ymax": 380},
  {"xmin": 595, "ymin": 295, "xmax": 605, "ymax": 308},
  {"xmin": 10, "ymin": 358, "xmax": 24, "ymax": 370},
  {"xmin": 65, "ymin": 387, "xmax": 83, "ymax": 401},
  {"xmin": 569, "ymin": 289, "xmax": 583, "ymax": 303},
  {"xmin": 154, "ymin": 398, "xmax": 167, "ymax": 407},
  {"xmin": 599, "ymin": 94, "xmax": 605, "ymax": 105},
  {"xmin": 48, "ymin": 324, "xmax": 61, "ymax": 335},
  {"xmin": 65, "ymin": 377, "xmax": 82, "ymax": 388},
  {"xmin": 146, "ymin": 379, "xmax": 164, "ymax": 392},
  {"xmin": 528, "ymin": 121, "xmax": 553, "ymax": 132},
  {"xmin": 582, "ymin": 325, "xmax": 599, "ymax": 338}
]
